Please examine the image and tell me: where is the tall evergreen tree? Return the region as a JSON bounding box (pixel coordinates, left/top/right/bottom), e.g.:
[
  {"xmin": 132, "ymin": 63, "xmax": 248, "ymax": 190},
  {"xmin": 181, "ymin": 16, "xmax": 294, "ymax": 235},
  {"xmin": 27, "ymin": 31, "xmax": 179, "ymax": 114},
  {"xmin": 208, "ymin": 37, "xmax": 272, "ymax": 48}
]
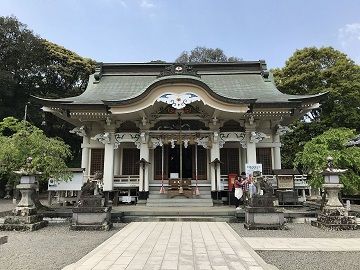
[
  {"xmin": 272, "ymin": 47, "xmax": 360, "ymax": 169},
  {"xmin": 175, "ymin": 46, "xmax": 241, "ymax": 63}
]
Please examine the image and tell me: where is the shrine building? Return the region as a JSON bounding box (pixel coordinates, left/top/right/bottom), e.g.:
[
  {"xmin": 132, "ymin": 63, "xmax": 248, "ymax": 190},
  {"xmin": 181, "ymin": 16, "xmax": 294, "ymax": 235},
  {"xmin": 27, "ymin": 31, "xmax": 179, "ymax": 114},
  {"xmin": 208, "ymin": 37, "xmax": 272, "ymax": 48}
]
[{"xmin": 35, "ymin": 61, "xmax": 325, "ymax": 206}]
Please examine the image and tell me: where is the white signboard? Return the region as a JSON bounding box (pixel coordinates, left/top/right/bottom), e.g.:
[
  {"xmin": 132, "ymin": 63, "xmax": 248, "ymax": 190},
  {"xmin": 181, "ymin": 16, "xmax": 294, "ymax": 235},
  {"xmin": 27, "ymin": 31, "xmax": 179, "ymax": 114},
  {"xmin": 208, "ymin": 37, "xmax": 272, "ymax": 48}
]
[
  {"xmin": 245, "ymin": 164, "xmax": 263, "ymax": 177},
  {"xmin": 48, "ymin": 172, "xmax": 83, "ymax": 191},
  {"xmin": 170, "ymin": 173, "xmax": 179, "ymax": 179}
]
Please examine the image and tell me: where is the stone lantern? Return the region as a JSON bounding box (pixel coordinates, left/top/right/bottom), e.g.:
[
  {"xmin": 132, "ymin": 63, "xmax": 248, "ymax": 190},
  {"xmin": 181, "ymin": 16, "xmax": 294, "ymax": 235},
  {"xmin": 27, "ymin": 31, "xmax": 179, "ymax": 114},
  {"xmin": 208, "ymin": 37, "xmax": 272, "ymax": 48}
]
[
  {"xmin": 311, "ymin": 156, "xmax": 357, "ymax": 230},
  {"xmin": 0, "ymin": 157, "xmax": 48, "ymax": 231}
]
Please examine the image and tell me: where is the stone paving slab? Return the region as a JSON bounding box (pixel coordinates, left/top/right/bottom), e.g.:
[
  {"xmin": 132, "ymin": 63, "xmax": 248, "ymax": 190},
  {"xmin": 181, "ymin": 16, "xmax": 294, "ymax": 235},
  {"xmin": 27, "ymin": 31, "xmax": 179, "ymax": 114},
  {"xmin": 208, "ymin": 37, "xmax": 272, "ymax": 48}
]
[
  {"xmin": 243, "ymin": 237, "xmax": 360, "ymax": 251},
  {"xmin": 63, "ymin": 222, "xmax": 276, "ymax": 270}
]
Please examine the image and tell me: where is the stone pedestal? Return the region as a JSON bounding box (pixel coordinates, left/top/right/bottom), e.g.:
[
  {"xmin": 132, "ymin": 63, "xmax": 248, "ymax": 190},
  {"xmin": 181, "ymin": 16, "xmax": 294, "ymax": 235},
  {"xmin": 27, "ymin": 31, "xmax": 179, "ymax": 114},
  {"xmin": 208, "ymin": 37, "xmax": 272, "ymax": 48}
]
[
  {"xmin": 244, "ymin": 195, "xmax": 285, "ymax": 230},
  {"xmin": 311, "ymin": 208, "xmax": 357, "ymax": 230},
  {"xmin": 311, "ymin": 184, "xmax": 357, "ymax": 230},
  {"xmin": 0, "ymin": 176, "xmax": 48, "ymax": 231},
  {"xmin": 70, "ymin": 195, "xmax": 112, "ymax": 231}
]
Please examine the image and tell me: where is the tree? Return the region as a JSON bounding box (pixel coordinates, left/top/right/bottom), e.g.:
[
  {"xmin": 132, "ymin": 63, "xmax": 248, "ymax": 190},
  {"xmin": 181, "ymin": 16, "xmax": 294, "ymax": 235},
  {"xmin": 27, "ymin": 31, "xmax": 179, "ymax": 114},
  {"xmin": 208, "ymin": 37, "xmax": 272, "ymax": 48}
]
[
  {"xmin": 0, "ymin": 16, "xmax": 96, "ymax": 170},
  {"xmin": 273, "ymin": 47, "xmax": 360, "ymax": 130},
  {"xmin": 0, "ymin": 16, "xmax": 96, "ymax": 121},
  {"xmin": 273, "ymin": 47, "xmax": 360, "ymax": 170},
  {"xmin": 175, "ymin": 46, "xmax": 242, "ymax": 63},
  {"xmin": 0, "ymin": 16, "xmax": 44, "ymax": 119},
  {"xmin": 37, "ymin": 40, "xmax": 96, "ymax": 99},
  {"xmin": 0, "ymin": 117, "xmax": 72, "ymax": 184},
  {"xmin": 280, "ymin": 121, "xmax": 328, "ymax": 169},
  {"xmin": 294, "ymin": 128, "xmax": 360, "ymax": 194}
]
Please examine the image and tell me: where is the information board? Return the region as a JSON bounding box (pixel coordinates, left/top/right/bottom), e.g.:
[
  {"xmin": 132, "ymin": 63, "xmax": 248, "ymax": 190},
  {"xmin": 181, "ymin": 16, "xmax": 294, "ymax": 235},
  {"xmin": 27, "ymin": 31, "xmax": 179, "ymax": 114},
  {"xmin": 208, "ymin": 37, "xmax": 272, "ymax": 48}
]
[
  {"xmin": 277, "ymin": 175, "xmax": 295, "ymax": 189},
  {"xmin": 245, "ymin": 164, "xmax": 263, "ymax": 177}
]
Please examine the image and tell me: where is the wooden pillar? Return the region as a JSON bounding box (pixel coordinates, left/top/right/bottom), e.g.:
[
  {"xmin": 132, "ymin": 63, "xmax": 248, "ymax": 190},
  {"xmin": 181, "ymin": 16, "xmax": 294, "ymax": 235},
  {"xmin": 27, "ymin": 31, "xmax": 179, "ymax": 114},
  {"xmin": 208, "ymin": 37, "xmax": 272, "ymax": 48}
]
[
  {"xmin": 81, "ymin": 136, "xmax": 90, "ymax": 177},
  {"xmin": 273, "ymin": 133, "xmax": 282, "ymax": 170},
  {"xmin": 103, "ymin": 133, "xmax": 115, "ymax": 191}
]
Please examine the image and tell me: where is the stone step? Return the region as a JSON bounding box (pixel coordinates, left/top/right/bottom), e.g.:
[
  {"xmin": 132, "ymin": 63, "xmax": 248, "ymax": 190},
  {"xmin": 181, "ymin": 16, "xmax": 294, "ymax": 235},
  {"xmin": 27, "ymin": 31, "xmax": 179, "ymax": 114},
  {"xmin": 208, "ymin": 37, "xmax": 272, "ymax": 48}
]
[
  {"xmin": 146, "ymin": 202, "xmax": 214, "ymax": 207},
  {"xmin": 146, "ymin": 197, "xmax": 213, "ymax": 203},
  {"xmin": 121, "ymin": 216, "xmax": 236, "ymax": 222},
  {"xmin": 148, "ymin": 194, "xmax": 212, "ymax": 199},
  {"xmin": 146, "ymin": 204, "xmax": 214, "ymax": 208},
  {"xmin": 121, "ymin": 210, "xmax": 236, "ymax": 217},
  {"xmin": 148, "ymin": 186, "xmax": 212, "ymax": 192}
]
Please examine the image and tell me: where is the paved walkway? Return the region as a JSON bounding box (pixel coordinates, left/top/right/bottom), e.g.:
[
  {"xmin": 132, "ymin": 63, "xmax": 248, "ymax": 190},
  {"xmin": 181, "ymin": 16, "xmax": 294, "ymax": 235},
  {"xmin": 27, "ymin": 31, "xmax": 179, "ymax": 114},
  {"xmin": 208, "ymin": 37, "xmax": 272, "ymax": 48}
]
[
  {"xmin": 244, "ymin": 237, "xmax": 360, "ymax": 251},
  {"xmin": 63, "ymin": 222, "xmax": 275, "ymax": 270}
]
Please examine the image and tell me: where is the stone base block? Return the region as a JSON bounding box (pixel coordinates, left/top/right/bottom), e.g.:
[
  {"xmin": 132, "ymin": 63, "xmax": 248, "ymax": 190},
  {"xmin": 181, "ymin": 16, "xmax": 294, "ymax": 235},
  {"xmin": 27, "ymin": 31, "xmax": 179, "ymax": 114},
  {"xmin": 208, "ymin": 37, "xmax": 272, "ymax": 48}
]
[
  {"xmin": 4, "ymin": 214, "xmax": 43, "ymax": 224},
  {"xmin": 71, "ymin": 206, "xmax": 112, "ymax": 231},
  {"xmin": 311, "ymin": 213, "xmax": 358, "ymax": 230},
  {"xmin": 311, "ymin": 220, "xmax": 357, "ymax": 230},
  {"xmin": 244, "ymin": 223, "xmax": 286, "ymax": 230},
  {"xmin": 13, "ymin": 207, "xmax": 37, "ymax": 216},
  {"xmin": 70, "ymin": 223, "xmax": 113, "ymax": 231},
  {"xmin": 244, "ymin": 206, "xmax": 285, "ymax": 230},
  {"xmin": 78, "ymin": 195, "xmax": 103, "ymax": 207},
  {"xmin": 0, "ymin": 220, "xmax": 48, "ymax": 231}
]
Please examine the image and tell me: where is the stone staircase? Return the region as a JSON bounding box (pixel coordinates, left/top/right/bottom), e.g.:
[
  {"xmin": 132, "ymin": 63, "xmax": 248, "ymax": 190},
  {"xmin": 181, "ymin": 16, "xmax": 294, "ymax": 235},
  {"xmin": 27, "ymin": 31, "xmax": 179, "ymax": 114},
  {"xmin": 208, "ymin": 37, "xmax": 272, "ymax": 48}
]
[{"xmin": 146, "ymin": 186, "xmax": 213, "ymax": 207}]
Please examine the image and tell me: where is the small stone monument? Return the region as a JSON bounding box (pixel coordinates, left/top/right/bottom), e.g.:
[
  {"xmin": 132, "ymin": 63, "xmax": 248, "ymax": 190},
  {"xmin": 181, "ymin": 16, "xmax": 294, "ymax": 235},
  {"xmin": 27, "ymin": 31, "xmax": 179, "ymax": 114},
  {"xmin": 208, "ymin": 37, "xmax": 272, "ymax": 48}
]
[
  {"xmin": 244, "ymin": 175, "xmax": 285, "ymax": 230},
  {"xmin": 0, "ymin": 157, "xmax": 48, "ymax": 231},
  {"xmin": 312, "ymin": 157, "xmax": 358, "ymax": 230},
  {"xmin": 70, "ymin": 175, "xmax": 112, "ymax": 231}
]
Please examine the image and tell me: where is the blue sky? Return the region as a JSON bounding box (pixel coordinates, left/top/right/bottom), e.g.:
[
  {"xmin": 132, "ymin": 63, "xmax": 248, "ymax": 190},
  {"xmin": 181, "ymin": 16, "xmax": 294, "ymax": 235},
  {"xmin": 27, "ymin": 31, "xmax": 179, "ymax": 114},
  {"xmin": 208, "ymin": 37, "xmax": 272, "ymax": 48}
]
[{"xmin": 1, "ymin": 0, "xmax": 360, "ymax": 68}]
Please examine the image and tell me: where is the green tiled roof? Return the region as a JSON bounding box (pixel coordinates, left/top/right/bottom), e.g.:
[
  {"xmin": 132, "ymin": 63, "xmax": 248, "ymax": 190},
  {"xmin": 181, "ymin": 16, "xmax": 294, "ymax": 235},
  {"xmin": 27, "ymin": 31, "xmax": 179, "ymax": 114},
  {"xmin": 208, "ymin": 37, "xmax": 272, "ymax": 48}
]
[{"xmin": 35, "ymin": 62, "xmax": 326, "ymax": 107}]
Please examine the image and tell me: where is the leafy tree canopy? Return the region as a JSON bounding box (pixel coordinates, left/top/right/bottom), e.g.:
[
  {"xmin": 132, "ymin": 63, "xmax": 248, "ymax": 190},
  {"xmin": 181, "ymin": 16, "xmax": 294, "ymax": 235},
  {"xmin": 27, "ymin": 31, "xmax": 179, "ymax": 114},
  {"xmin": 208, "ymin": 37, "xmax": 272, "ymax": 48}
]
[
  {"xmin": 280, "ymin": 121, "xmax": 328, "ymax": 169},
  {"xmin": 294, "ymin": 128, "xmax": 360, "ymax": 194},
  {"xmin": 0, "ymin": 117, "xmax": 72, "ymax": 183},
  {"xmin": 0, "ymin": 16, "xmax": 96, "ymax": 171},
  {"xmin": 175, "ymin": 46, "xmax": 241, "ymax": 63},
  {"xmin": 274, "ymin": 47, "xmax": 360, "ymax": 170},
  {"xmin": 273, "ymin": 47, "xmax": 360, "ymax": 130},
  {"xmin": 0, "ymin": 16, "xmax": 96, "ymax": 121}
]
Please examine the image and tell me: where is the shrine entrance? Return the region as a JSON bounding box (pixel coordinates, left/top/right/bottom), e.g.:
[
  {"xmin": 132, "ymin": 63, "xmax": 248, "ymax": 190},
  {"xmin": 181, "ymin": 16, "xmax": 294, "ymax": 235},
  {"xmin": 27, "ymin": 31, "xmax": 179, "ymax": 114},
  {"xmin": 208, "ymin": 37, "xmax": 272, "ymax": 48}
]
[
  {"xmin": 168, "ymin": 145, "xmax": 193, "ymax": 179},
  {"xmin": 154, "ymin": 144, "xmax": 207, "ymax": 180}
]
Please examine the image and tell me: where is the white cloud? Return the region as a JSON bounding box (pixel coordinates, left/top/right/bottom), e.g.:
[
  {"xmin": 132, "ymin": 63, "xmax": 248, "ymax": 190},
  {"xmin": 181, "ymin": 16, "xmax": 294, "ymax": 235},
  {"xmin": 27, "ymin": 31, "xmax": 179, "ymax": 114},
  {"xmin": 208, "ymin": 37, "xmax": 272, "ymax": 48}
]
[
  {"xmin": 101, "ymin": 0, "xmax": 127, "ymax": 8},
  {"xmin": 338, "ymin": 23, "xmax": 360, "ymax": 47},
  {"xmin": 338, "ymin": 23, "xmax": 360, "ymax": 63},
  {"xmin": 140, "ymin": 0, "xmax": 155, "ymax": 8},
  {"xmin": 119, "ymin": 0, "xmax": 127, "ymax": 8}
]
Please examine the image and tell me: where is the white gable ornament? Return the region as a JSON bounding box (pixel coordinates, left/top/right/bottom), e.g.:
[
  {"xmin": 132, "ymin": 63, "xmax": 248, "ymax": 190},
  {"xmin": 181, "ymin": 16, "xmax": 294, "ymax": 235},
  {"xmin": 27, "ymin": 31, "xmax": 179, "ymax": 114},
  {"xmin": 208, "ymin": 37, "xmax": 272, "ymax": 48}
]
[{"xmin": 157, "ymin": 93, "xmax": 201, "ymax": 109}]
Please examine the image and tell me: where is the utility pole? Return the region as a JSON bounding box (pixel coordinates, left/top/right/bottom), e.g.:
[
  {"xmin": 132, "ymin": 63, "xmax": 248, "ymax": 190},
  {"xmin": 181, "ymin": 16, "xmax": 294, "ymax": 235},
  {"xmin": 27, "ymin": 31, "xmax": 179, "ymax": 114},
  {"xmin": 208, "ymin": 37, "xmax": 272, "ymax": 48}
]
[
  {"xmin": 24, "ymin": 102, "xmax": 30, "ymax": 121},
  {"xmin": 24, "ymin": 103, "xmax": 28, "ymax": 121}
]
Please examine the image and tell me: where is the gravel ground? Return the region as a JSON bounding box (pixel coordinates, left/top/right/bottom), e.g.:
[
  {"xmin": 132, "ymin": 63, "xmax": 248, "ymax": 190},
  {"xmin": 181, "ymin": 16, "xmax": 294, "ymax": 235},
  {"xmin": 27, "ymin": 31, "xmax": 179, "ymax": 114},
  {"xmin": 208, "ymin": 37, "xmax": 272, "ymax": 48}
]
[
  {"xmin": 230, "ymin": 223, "xmax": 360, "ymax": 270},
  {"xmin": 2, "ymin": 199, "xmax": 360, "ymax": 270},
  {"xmin": 0, "ymin": 223, "xmax": 127, "ymax": 270},
  {"xmin": 257, "ymin": 251, "xmax": 360, "ymax": 270},
  {"xmin": 229, "ymin": 222, "xmax": 360, "ymax": 238}
]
